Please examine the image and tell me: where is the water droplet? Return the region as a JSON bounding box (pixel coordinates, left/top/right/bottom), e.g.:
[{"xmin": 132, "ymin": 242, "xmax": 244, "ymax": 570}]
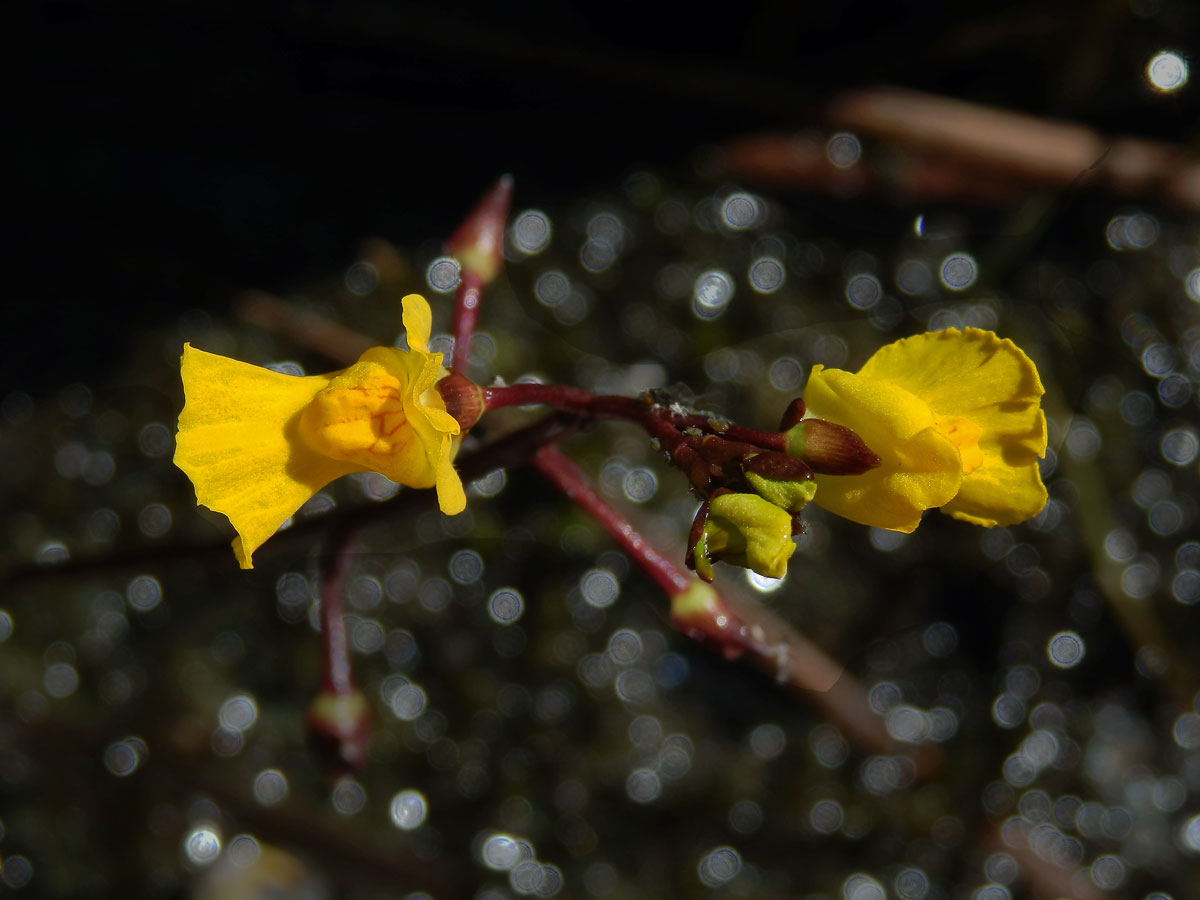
[
  {"xmin": 1047, "ymin": 631, "xmax": 1085, "ymax": 668},
  {"xmin": 940, "ymin": 254, "xmax": 977, "ymax": 290},
  {"xmin": 218, "ymin": 694, "xmax": 257, "ymax": 732},
  {"xmin": 137, "ymin": 423, "xmax": 173, "ymax": 457},
  {"xmin": 126, "ymin": 575, "xmax": 162, "ymax": 612},
  {"xmin": 253, "ymin": 768, "xmax": 288, "ymax": 805},
  {"xmin": 721, "ymin": 193, "xmax": 761, "ymax": 230},
  {"xmin": 512, "ymin": 209, "xmax": 553, "ymax": 255},
  {"xmin": 697, "ymin": 846, "xmax": 741, "ymax": 887},
  {"xmin": 1147, "ymin": 51, "xmax": 1188, "ymax": 92},
  {"xmin": 449, "ymin": 549, "xmax": 484, "ymax": 585},
  {"xmin": 482, "ymin": 834, "xmax": 522, "ymax": 871},
  {"xmin": 748, "ymin": 257, "xmax": 785, "ymax": 293},
  {"xmin": 488, "ymin": 588, "xmax": 524, "ymax": 624},
  {"xmin": 426, "ymin": 256, "xmax": 461, "ymax": 293},
  {"xmin": 580, "ymin": 569, "xmax": 619, "ymax": 608},
  {"xmin": 390, "ymin": 789, "xmax": 427, "ymax": 830},
  {"xmin": 625, "ymin": 768, "xmax": 660, "ymax": 803},
  {"xmin": 345, "ymin": 261, "xmax": 378, "ymax": 296},
  {"xmin": 183, "ymin": 827, "xmax": 222, "ymax": 865},
  {"xmin": 692, "ymin": 270, "xmax": 734, "ymax": 319},
  {"xmin": 826, "ymin": 132, "xmax": 862, "ymax": 168},
  {"xmin": 331, "ymin": 778, "xmax": 366, "ymax": 815},
  {"xmin": 1162, "ymin": 427, "xmax": 1199, "ymax": 465},
  {"xmin": 809, "ymin": 798, "xmax": 844, "ymax": 834},
  {"xmin": 846, "ymin": 273, "xmax": 882, "ymax": 309}
]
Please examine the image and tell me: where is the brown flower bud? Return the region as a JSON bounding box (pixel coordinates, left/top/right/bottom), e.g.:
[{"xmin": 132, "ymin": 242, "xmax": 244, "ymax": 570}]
[
  {"xmin": 436, "ymin": 373, "xmax": 486, "ymax": 432},
  {"xmin": 445, "ymin": 175, "xmax": 514, "ymax": 284},
  {"xmin": 778, "ymin": 397, "xmax": 806, "ymax": 431},
  {"xmin": 785, "ymin": 419, "xmax": 881, "ymax": 475}
]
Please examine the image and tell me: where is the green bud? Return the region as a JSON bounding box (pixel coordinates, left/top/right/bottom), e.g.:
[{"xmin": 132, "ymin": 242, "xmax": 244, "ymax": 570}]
[
  {"xmin": 745, "ymin": 471, "xmax": 817, "ymax": 513},
  {"xmin": 693, "ymin": 493, "xmax": 795, "ymax": 580}
]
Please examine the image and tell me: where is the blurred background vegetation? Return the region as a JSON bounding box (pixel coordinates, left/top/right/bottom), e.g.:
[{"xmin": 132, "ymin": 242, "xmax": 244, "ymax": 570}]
[{"xmin": 5, "ymin": 1, "xmax": 1200, "ymax": 897}]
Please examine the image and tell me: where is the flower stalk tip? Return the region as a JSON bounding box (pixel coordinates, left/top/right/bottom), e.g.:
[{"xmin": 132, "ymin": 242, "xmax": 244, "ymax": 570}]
[
  {"xmin": 446, "ymin": 175, "xmax": 514, "ymax": 285},
  {"xmin": 307, "ymin": 688, "xmax": 372, "ymax": 775}
]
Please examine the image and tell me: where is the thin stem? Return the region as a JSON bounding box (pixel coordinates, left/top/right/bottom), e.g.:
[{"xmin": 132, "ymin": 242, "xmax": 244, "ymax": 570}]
[
  {"xmin": 319, "ymin": 527, "xmax": 357, "ymax": 695},
  {"xmin": 451, "ymin": 270, "xmax": 485, "ymax": 374},
  {"xmin": 533, "ymin": 444, "xmax": 693, "ymax": 596},
  {"xmin": 483, "ymin": 382, "xmax": 787, "ymax": 451},
  {"xmin": 532, "ymin": 443, "xmax": 939, "ymax": 776}
]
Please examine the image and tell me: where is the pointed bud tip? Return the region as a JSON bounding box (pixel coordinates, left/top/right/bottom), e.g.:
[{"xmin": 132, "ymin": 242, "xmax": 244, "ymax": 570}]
[
  {"xmin": 785, "ymin": 419, "xmax": 881, "ymax": 475},
  {"xmin": 778, "ymin": 397, "xmax": 806, "ymax": 431},
  {"xmin": 446, "ymin": 176, "xmax": 515, "ymax": 284}
]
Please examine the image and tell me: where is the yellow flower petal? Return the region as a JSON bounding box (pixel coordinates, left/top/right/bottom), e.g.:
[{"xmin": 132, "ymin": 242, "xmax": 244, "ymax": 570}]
[
  {"xmin": 434, "ymin": 436, "xmax": 467, "ymax": 515},
  {"xmin": 175, "ymin": 295, "xmax": 469, "ymax": 567},
  {"xmin": 943, "ymin": 453, "xmax": 1048, "ymax": 527},
  {"xmin": 175, "ymin": 344, "xmax": 356, "ymax": 568},
  {"xmin": 859, "ymin": 327, "xmax": 1048, "ymax": 525},
  {"xmin": 860, "ymin": 327, "xmax": 1046, "ymax": 458},
  {"xmin": 401, "ymin": 293, "xmax": 433, "ymax": 352},
  {"xmin": 804, "ymin": 365, "xmax": 963, "ymax": 532}
]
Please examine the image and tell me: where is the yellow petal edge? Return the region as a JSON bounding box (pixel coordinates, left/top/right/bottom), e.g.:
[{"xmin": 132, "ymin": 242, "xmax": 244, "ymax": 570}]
[
  {"xmin": 174, "ymin": 294, "xmax": 465, "ymax": 568},
  {"xmin": 802, "ymin": 327, "xmax": 1047, "ymax": 532}
]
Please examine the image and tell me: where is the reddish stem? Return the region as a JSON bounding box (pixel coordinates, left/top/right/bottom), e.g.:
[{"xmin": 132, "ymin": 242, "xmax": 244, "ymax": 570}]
[
  {"xmin": 451, "ymin": 269, "xmax": 485, "ymax": 374},
  {"xmin": 320, "ymin": 530, "xmax": 356, "ymax": 695},
  {"xmin": 483, "ymin": 382, "xmax": 787, "ymax": 451},
  {"xmin": 531, "ymin": 443, "xmax": 936, "ymax": 776},
  {"xmin": 532, "ymin": 444, "xmax": 694, "ymax": 596}
]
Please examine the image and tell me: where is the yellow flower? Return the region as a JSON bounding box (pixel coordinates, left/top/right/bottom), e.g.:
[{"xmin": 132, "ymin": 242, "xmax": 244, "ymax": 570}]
[
  {"xmin": 802, "ymin": 327, "xmax": 1047, "ymax": 532},
  {"xmin": 691, "ymin": 493, "xmax": 796, "ymax": 581},
  {"xmin": 175, "ymin": 294, "xmax": 466, "ymax": 568}
]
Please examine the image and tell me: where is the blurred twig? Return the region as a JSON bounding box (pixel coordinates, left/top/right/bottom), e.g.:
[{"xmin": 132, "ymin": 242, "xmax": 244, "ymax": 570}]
[{"xmin": 721, "ymin": 86, "xmax": 1200, "ymax": 210}]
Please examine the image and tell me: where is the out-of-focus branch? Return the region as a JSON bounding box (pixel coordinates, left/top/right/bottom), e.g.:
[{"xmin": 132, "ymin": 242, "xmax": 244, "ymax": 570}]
[
  {"xmin": 983, "ymin": 824, "xmax": 1113, "ymax": 900},
  {"xmin": 721, "ymin": 86, "xmax": 1200, "ymax": 210},
  {"xmin": 235, "ymin": 291, "xmax": 375, "ymax": 363}
]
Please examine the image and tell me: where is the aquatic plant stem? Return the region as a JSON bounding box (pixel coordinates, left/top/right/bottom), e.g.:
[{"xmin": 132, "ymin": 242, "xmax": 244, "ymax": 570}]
[
  {"xmin": 533, "ymin": 444, "xmax": 692, "ymax": 596},
  {"xmin": 306, "ymin": 526, "xmax": 372, "ymax": 774},
  {"xmin": 484, "ymin": 382, "xmax": 788, "ymax": 451},
  {"xmin": 447, "ymin": 175, "xmax": 513, "ymax": 374},
  {"xmin": 532, "ymin": 443, "xmax": 939, "ymax": 774},
  {"xmin": 451, "ymin": 269, "xmax": 485, "ymax": 374},
  {"xmin": 318, "ymin": 528, "xmax": 356, "ymax": 696}
]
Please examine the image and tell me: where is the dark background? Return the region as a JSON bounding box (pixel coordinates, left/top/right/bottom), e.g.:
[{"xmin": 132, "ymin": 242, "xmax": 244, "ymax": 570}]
[{"xmin": 12, "ymin": 0, "xmax": 1198, "ymax": 393}]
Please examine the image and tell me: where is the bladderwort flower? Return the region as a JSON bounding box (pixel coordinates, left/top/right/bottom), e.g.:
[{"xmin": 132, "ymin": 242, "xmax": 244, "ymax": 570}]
[
  {"xmin": 791, "ymin": 327, "xmax": 1047, "ymax": 532},
  {"xmin": 175, "ymin": 294, "xmax": 467, "ymax": 568}
]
